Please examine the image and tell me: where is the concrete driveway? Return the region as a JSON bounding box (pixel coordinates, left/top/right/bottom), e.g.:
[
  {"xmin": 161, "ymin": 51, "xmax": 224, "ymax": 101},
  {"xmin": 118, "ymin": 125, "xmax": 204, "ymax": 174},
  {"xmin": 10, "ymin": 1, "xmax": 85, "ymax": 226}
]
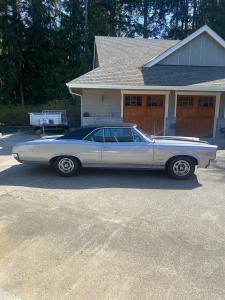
[{"xmin": 0, "ymin": 133, "xmax": 225, "ymax": 300}]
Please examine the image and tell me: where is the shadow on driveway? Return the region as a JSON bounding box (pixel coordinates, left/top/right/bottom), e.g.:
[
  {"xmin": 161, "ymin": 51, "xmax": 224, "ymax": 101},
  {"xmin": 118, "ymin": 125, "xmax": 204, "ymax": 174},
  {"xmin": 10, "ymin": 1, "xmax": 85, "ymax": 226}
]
[
  {"xmin": 0, "ymin": 164, "xmax": 202, "ymax": 190},
  {"xmin": 0, "ymin": 133, "xmax": 35, "ymax": 156}
]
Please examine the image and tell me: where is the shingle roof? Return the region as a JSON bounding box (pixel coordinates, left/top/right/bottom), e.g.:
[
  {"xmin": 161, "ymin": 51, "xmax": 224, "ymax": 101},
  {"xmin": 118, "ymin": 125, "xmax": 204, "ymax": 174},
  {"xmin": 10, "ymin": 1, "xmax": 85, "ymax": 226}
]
[
  {"xmin": 67, "ymin": 35, "xmax": 225, "ymax": 90},
  {"xmin": 142, "ymin": 65, "xmax": 225, "ymax": 88},
  {"xmin": 68, "ymin": 65, "xmax": 225, "ymax": 89},
  {"xmin": 94, "ymin": 36, "xmax": 178, "ymax": 68},
  {"xmin": 67, "ymin": 36, "xmax": 178, "ymax": 87},
  {"xmin": 68, "ymin": 65, "xmax": 144, "ymax": 86}
]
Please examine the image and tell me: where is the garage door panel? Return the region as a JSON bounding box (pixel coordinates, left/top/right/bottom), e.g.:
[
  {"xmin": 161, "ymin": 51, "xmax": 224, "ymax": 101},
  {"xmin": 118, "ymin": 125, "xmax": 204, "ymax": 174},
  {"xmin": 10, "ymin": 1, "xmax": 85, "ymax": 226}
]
[
  {"xmin": 176, "ymin": 95, "xmax": 215, "ymax": 138},
  {"xmin": 124, "ymin": 95, "xmax": 165, "ymax": 135},
  {"xmin": 176, "ymin": 118, "xmax": 197, "ymax": 137}
]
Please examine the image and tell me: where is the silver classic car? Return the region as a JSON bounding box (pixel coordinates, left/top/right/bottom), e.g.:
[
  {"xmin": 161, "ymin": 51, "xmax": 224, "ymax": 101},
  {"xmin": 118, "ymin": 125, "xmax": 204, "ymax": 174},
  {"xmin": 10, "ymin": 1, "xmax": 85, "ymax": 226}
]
[{"xmin": 12, "ymin": 124, "xmax": 217, "ymax": 179}]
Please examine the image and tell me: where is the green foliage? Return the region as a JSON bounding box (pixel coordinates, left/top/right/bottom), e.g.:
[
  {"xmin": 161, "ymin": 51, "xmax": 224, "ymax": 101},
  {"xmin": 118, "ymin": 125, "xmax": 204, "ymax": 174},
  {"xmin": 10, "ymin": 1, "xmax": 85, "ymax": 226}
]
[
  {"xmin": 0, "ymin": 0, "xmax": 225, "ymax": 108},
  {"xmin": 164, "ymin": 0, "xmax": 225, "ymax": 40},
  {"xmin": 0, "ymin": 99, "xmax": 80, "ymax": 126}
]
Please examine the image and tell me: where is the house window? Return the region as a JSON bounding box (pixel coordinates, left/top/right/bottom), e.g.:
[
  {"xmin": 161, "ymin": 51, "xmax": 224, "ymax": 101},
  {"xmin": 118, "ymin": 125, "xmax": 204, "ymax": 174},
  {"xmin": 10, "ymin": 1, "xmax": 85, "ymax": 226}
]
[
  {"xmin": 177, "ymin": 96, "xmax": 193, "ymax": 107},
  {"xmin": 199, "ymin": 97, "xmax": 214, "ymax": 107},
  {"xmin": 147, "ymin": 96, "xmax": 163, "ymax": 107},
  {"xmin": 124, "ymin": 96, "xmax": 142, "ymax": 106}
]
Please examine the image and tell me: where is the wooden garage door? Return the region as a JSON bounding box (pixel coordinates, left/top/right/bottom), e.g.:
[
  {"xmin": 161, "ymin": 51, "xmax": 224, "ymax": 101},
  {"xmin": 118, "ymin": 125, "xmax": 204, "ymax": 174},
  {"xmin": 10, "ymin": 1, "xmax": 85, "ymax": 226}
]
[
  {"xmin": 123, "ymin": 95, "xmax": 165, "ymax": 135},
  {"xmin": 176, "ymin": 95, "xmax": 216, "ymax": 138}
]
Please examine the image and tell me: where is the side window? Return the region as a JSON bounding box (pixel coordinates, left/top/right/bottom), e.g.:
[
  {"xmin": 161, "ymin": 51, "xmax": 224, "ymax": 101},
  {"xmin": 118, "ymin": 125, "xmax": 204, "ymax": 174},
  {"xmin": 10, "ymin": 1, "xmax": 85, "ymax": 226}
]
[
  {"xmin": 104, "ymin": 128, "xmax": 117, "ymax": 142},
  {"xmin": 84, "ymin": 129, "xmax": 104, "ymax": 142},
  {"xmin": 104, "ymin": 128, "xmax": 134, "ymax": 143}
]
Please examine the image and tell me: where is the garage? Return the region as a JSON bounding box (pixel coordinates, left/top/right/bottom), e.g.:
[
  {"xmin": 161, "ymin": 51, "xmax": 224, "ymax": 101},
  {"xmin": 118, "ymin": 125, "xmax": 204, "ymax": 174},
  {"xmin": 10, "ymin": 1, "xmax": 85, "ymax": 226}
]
[
  {"xmin": 176, "ymin": 95, "xmax": 216, "ymax": 138},
  {"xmin": 123, "ymin": 94, "xmax": 165, "ymax": 135}
]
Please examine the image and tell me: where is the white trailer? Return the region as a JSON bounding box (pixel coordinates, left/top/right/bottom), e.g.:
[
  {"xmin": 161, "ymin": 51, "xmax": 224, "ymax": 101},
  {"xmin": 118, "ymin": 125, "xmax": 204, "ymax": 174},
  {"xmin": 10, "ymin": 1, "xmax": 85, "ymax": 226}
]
[{"xmin": 29, "ymin": 110, "xmax": 69, "ymax": 134}]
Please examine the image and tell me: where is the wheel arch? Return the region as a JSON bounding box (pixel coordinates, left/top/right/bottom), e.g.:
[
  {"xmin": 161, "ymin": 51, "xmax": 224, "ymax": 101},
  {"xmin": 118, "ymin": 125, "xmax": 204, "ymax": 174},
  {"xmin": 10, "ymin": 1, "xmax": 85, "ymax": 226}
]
[
  {"xmin": 49, "ymin": 155, "xmax": 82, "ymax": 167},
  {"xmin": 165, "ymin": 155, "xmax": 198, "ymax": 168}
]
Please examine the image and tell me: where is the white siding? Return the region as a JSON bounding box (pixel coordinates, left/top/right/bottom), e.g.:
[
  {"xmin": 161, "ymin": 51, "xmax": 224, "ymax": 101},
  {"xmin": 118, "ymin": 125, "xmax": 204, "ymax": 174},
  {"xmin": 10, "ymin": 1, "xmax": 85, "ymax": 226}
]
[
  {"xmin": 82, "ymin": 89, "xmax": 122, "ymax": 125},
  {"xmin": 161, "ymin": 33, "xmax": 225, "ymax": 67}
]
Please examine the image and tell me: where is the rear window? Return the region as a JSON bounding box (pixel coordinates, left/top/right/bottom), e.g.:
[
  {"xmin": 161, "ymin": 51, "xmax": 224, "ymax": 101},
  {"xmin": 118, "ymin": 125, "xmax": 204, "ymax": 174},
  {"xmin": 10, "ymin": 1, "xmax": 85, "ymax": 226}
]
[
  {"xmin": 57, "ymin": 128, "xmax": 94, "ymax": 140},
  {"xmin": 84, "ymin": 129, "xmax": 104, "ymax": 142}
]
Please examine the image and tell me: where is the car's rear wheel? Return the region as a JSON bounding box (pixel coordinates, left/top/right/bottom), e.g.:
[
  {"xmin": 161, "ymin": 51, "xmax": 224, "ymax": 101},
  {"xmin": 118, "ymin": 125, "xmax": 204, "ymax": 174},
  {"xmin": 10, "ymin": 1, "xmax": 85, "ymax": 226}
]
[
  {"xmin": 166, "ymin": 157, "xmax": 196, "ymax": 179},
  {"xmin": 54, "ymin": 156, "xmax": 81, "ymax": 177}
]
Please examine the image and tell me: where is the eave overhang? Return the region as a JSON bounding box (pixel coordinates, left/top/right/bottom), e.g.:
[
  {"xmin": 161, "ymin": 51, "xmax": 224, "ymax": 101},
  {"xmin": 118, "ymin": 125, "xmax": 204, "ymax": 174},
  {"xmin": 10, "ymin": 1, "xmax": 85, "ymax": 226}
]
[{"xmin": 67, "ymin": 83, "xmax": 225, "ymax": 92}]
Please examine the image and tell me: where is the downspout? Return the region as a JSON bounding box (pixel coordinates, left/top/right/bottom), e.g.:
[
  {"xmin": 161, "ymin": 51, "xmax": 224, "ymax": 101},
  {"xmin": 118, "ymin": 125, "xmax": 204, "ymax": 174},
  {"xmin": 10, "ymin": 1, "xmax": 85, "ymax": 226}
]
[
  {"xmin": 68, "ymin": 87, "xmax": 83, "ymax": 126},
  {"xmin": 69, "ymin": 87, "xmax": 82, "ymax": 98}
]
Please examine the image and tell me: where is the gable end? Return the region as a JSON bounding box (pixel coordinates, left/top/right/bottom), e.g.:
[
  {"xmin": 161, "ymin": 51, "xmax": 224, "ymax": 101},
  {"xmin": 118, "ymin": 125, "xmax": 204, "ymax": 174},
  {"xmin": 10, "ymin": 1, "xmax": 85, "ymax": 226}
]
[
  {"xmin": 144, "ymin": 25, "xmax": 225, "ymax": 68},
  {"xmin": 160, "ymin": 32, "xmax": 225, "ymax": 67}
]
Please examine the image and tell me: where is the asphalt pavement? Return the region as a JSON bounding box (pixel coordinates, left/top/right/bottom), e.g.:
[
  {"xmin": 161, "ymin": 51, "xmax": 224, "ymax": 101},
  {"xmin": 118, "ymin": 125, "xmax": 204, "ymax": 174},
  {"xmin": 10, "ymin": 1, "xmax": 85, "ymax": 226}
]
[{"xmin": 0, "ymin": 133, "xmax": 225, "ymax": 300}]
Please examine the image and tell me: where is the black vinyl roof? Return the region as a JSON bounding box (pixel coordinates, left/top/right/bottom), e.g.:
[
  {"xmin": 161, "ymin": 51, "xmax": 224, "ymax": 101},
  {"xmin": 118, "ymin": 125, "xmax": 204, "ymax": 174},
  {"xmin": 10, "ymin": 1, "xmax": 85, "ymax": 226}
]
[{"xmin": 57, "ymin": 123, "xmax": 136, "ymax": 140}]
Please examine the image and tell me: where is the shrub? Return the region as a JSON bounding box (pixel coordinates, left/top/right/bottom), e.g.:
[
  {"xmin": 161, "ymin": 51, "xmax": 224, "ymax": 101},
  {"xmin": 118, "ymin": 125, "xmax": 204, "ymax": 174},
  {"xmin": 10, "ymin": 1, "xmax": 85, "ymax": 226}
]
[{"xmin": 0, "ymin": 99, "xmax": 81, "ymax": 127}]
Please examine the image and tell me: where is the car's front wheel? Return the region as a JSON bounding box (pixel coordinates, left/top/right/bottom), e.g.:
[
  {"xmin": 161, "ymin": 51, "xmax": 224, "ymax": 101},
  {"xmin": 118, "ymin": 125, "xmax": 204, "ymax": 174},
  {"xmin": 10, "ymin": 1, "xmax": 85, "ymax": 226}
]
[
  {"xmin": 166, "ymin": 157, "xmax": 196, "ymax": 179},
  {"xmin": 54, "ymin": 156, "xmax": 81, "ymax": 177}
]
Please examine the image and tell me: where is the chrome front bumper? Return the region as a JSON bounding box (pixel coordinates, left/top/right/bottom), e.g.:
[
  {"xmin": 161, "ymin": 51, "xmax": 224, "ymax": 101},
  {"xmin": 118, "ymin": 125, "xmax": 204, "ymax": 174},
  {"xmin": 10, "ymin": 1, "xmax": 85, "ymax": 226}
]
[
  {"xmin": 205, "ymin": 159, "xmax": 217, "ymax": 168},
  {"xmin": 12, "ymin": 153, "xmax": 22, "ymax": 163}
]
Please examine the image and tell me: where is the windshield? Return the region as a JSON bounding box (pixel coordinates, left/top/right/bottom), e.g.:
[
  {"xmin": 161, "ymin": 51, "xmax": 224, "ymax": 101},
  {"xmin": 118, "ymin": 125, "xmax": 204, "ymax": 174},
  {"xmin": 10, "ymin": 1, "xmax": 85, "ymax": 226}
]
[{"xmin": 134, "ymin": 127, "xmax": 152, "ymax": 142}]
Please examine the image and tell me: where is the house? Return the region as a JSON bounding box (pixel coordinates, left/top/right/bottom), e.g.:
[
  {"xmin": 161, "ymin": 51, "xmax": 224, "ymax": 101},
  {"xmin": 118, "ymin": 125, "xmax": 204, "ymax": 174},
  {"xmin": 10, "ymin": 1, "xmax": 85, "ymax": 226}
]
[{"xmin": 66, "ymin": 25, "xmax": 225, "ymax": 139}]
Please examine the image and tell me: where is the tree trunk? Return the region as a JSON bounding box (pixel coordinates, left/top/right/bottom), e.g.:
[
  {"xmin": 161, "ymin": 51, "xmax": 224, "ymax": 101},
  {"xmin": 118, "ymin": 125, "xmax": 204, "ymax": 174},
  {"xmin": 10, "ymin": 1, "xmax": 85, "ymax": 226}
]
[
  {"xmin": 84, "ymin": 0, "xmax": 88, "ymax": 33},
  {"xmin": 109, "ymin": 1, "xmax": 116, "ymax": 36},
  {"xmin": 175, "ymin": 2, "xmax": 179, "ymax": 39},
  {"xmin": 19, "ymin": 81, "xmax": 25, "ymax": 107},
  {"xmin": 143, "ymin": 0, "xmax": 148, "ymax": 38},
  {"xmin": 184, "ymin": 0, "xmax": 189, "ymax": 36},
  {"xmin": 192, "ymin": 0, "xmax": 197, "ymax": 31}
]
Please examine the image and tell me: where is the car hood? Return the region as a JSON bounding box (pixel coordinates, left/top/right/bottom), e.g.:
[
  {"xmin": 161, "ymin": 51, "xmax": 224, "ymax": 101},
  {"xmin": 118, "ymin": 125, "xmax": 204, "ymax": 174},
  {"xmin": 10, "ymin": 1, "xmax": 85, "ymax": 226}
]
[{"xmin": 153, "ymin": 136, "xmax": 217, "ymax": 148}]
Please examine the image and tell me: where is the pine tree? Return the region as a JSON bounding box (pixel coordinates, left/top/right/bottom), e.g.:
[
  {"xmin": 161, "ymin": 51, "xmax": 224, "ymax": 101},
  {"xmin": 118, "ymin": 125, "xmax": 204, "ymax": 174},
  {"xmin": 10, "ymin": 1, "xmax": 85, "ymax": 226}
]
[
  {"xmin": 0, "ymin": 0, "xmax": 25, "ymax": 105},
  {"xmin": 1, "ymin": 0, "xmax": 225, "ymax": 107},
  {"xmin": 127, "ymin": 0, "xmax": 168, "ymax": 38}
]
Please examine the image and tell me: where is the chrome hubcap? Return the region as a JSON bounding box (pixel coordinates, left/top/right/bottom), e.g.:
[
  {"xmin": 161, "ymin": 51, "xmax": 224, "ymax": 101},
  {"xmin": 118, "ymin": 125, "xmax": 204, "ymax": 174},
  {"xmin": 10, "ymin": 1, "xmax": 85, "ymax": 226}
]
[
  {"xmin": 173, "ymin": 160, "xmax": 190, "ymax": 177},
  {"xmin": 58, "ymin": 158, "xmax": 74, "ymax": 173}
]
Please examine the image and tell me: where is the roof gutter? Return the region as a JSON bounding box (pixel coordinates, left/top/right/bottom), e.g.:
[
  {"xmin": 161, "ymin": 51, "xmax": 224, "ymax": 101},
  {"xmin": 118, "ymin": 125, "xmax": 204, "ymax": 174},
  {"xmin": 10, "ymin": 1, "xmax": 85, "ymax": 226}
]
[
  {"xmin": 66, "ymin": 83, "xmax": 225, "ymax": 92},
  {"xmin": 68, "ymin": 87, "xmax": 82, "ymax": 97}
]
